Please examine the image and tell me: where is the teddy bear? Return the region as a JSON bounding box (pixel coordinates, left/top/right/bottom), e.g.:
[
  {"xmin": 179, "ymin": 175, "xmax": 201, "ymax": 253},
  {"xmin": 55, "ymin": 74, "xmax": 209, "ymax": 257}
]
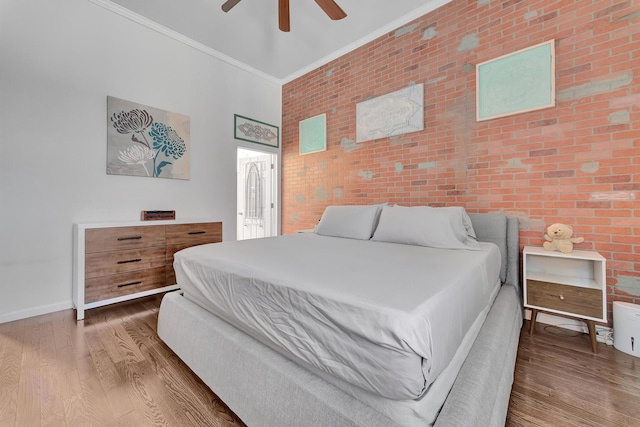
[{"xmin": 543, "ymin": 223, "xmax": 584, "ymax": 253}]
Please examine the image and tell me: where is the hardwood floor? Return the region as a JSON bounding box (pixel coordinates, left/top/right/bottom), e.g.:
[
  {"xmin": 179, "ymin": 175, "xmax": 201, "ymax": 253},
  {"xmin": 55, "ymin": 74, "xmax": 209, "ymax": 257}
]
[
  {"xmin": 0, "ymin": 295, "xmax": 243, "ymax": 427},
  {"xmin": 1, "ymin": 294, "xmax": 638, "ymax": 426},
  {"xmin": 507, "ymin": 322, "xmax": 640, "ymax": 426}
]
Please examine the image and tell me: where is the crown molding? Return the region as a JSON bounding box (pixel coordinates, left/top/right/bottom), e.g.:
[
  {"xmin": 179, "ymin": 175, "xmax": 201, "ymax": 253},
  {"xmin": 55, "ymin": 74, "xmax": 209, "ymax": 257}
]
[
  {"xmin": 88, "ymin": 0, "xmax": 282, "ymax": 85},
  {"xmin": 281, "ymin": 0, "xmax": 453, "ymax": 84},
  {"xmin": 89, "ymin": 0, "xmax": 453, "ymax": 86}
]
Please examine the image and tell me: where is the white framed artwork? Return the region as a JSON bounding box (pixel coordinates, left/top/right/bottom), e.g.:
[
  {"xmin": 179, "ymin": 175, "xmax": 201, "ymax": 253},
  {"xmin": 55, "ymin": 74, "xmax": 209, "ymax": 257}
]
[{"xmin": 356, "ymin": 84, "xmax": 424, "ymax": 143}]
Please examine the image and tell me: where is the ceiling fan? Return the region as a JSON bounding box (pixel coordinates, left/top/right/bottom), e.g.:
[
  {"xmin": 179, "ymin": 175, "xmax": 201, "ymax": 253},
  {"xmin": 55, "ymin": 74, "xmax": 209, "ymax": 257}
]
[{"xmin": 221, "ymin": 0, "xmax": 347, "ymax": 32}]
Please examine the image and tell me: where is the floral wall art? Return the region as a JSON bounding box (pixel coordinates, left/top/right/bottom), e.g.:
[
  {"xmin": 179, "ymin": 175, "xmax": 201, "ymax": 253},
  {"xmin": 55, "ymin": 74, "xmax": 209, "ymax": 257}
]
[{"xmin": 107, "ymin": 96, "xmax": 190, "ymax": 179}]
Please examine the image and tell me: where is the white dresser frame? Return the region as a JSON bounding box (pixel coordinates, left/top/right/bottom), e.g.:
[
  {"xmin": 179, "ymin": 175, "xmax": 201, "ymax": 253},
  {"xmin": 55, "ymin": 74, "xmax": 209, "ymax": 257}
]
[{"xmin": 73, "ymin": 218, "xmax": 217, "ymax": 320}]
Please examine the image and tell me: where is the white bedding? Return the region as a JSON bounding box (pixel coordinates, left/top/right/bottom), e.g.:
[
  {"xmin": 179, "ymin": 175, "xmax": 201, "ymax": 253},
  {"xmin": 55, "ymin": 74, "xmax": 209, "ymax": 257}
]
[{"xmin": 174, "ymin": 233, "xmax": 501, "ymax": 401}]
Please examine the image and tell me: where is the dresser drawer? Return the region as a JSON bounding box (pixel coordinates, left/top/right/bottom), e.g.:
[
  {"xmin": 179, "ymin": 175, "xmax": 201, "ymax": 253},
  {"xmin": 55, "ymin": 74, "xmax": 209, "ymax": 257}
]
[
  {"xmin": 85, "ymin": 247, "xmax": 166, "ymax": 278},
  {"xmin": 526, "ymin": 279, "xmax": 603, "ymax": 319},
  {"xmin": 165, "ymin": 242, "xmax": 215, "ymax": 266},
  {"xmin": 165, "ymin": 241, "xmax": 220, "ymax": 284},
  {"xmin": 166, "ymin": 243, "xmax": 193, "ymax": 285},
  {"xmin": 86, "ymin": 225, "xmax": 165, "ymax": 253},
  {"xmin": 84, "ymin": 267, "xmax": 166, "ymax": 303},
  {"xmin": 166, "ymin": 268, "xmax": 177, "ymax": 286},
  {"xmin": 75, "ymin": 220, "xmax": 221, "ymax": 320},
  {"xmin": 165, "ymin": 222, "xmax": 222, "ymax": 245}
]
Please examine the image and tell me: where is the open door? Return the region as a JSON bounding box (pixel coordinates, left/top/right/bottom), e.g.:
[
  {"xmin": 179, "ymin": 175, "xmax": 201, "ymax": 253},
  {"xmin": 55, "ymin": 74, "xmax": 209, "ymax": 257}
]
[{"xmin": 237, "ymin": 148, "xmax": 277, "ymax": 240}]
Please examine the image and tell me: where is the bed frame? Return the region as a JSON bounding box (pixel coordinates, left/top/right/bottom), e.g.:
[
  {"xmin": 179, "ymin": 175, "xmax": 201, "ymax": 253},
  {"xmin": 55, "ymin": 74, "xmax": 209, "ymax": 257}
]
[{"xmin": 158, "ymin": 214, "xmax": 521, "ymax": 426}]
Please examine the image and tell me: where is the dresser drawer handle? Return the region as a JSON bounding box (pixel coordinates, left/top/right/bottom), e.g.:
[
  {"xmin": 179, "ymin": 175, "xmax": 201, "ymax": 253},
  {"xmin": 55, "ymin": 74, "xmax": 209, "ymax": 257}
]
[
  {"xmin": 188, "ymin": 231, "xmax": 206, "ymax": 235},
  {"xmin": 117, "ymin": 258, "xmax": 142, "ymax": 264},
  {"xmin": 117, "ymin": 236, "xmax": 142, "ymax": 241},
  {"xmin": 117, "ymin": 281, "xmax": 142, "ymax": 288},
  {"xmin": 559, "ymin": 294, "xmax": 565, "ymax": 300}
]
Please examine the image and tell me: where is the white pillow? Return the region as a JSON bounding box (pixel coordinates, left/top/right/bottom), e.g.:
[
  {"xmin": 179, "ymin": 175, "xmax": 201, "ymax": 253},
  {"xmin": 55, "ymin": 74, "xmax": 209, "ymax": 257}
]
[
  {"xmin": 315, "ymin": 205, "xmax": 383, "ymax": 240},
  {"xmin": 371, "ymin": 205, "xmax": 480, "ymax": 250}
]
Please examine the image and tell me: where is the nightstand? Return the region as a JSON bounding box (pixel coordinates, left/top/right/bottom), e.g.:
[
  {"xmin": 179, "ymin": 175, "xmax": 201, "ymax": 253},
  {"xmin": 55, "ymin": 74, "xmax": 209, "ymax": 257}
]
[{"xmin": 523, "ymin": 246, "xmax": 606, "ymax": 353}]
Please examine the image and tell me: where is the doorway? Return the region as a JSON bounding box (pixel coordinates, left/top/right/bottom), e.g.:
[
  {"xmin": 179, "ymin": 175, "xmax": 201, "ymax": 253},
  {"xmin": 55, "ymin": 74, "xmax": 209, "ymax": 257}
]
[{"xmin": 237, "ymin": 147, "xmax": 277, "ymax": 240}]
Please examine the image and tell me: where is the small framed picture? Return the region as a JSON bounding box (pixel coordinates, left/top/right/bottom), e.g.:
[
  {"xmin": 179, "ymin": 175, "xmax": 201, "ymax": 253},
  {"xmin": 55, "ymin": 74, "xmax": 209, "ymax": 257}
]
[
  {"xmin": 234, "ymin": 114, "xmax": 279, "ymax": 148},
  {"xmin": 299, "ymin": 113, "xmax": 327, "ymax": 155}
]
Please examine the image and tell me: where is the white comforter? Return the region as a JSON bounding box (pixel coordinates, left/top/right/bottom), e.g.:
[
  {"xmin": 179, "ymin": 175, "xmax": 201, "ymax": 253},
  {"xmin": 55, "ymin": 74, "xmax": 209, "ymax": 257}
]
[{"xmin": 174, "ymin": 233, "xmax": 501, "ymax": 400}]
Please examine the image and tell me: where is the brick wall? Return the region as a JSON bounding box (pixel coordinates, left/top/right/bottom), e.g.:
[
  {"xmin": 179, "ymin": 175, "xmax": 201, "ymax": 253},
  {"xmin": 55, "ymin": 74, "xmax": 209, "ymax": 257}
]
[{"xmin": 281, "ymin": 0, "xmax": 640, "ymax": 319}]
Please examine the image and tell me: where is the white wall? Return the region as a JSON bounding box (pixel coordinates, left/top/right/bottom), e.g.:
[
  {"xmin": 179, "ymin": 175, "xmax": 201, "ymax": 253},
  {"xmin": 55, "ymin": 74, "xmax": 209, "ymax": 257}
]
[{"xmin": 0, "ymin": 0, "xmax": 282, "ymax": 322}]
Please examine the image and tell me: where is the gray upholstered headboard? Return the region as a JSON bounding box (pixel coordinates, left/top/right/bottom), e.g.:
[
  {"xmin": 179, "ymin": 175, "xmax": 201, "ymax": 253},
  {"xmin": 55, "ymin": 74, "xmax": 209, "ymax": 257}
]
[{"xmin": 468, "ymin": 213, "xmax": 520, "ymax": 292}]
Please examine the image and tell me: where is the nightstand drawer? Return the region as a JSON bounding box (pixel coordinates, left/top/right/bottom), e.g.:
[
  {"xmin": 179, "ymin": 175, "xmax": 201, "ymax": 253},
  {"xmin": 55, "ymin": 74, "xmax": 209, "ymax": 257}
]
[
  {"xmin": 165, "ymin": 222, "xmax": 222, "ymax": 245},
  {"xmin": 526, "ymin": 279, "xmax": 603, "ymax": 319},
  {"xmin": 86, "ymin": 225, "xmax": 165, "ymax": 253},
  {"xmin": 85, "ymin": 247, "xmax": 166, "ymax": 278},
  {"xmin": 85, "ymin": 267, "xmax": 166, "ymax": 303}
]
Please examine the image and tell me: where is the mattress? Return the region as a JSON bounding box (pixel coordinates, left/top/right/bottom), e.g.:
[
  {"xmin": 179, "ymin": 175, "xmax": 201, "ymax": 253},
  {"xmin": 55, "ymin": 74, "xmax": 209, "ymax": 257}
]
[{"xmin": 174, "ymin": 233, "xmax": 501, "ymax": 401}]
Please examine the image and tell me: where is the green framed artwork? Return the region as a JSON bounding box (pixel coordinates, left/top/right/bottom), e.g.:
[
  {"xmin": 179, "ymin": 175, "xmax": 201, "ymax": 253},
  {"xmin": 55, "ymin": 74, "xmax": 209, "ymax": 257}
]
[
  {"xmin": 299, "ymin": 113, "xmax": 327, "ymax": 155},
  {"xmin": 476, "ymin": 40, "xmax": 555, "ymax": 122},
  {"xmin": 234, "ymin": 114, "xmax": 279, "ymax": 148}
]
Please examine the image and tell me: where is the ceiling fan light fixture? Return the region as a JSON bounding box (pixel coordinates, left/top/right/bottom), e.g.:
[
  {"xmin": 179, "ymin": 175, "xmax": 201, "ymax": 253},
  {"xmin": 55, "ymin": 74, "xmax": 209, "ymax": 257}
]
[
  {"xmin": 279, "ymin": 0, "xmax": 290, "ymax": 32},
  {"xmin": 314, "ymin": 0, "xmax": 347, "ymax": 20},
  {"xmin": 221, "ymin": 0, "xmax": 241, "ymax": 13},
  {"xmin": 221, "ymin": 0, "xmax": 346, "ymax": 32}
]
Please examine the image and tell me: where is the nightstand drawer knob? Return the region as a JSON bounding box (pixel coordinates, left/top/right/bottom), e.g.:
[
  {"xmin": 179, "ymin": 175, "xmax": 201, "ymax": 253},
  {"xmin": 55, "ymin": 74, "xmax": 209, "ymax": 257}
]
[{"xmin": 559, "ymin": 294, "xmax": 565, "ymax": 300}]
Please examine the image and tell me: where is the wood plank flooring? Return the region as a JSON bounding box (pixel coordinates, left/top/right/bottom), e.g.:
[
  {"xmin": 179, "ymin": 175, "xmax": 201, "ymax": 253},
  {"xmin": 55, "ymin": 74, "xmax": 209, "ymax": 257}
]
[
  {"xmin": 0, "ymin": 295, "xmax": 243, "ymax": 427},
  {"xmin": 507, "ymin": 322, "xmax": 640, "ymax": 426},
  {"xmin": 1, "ymin": 294, "xmax": 638, "ymax": 426}
]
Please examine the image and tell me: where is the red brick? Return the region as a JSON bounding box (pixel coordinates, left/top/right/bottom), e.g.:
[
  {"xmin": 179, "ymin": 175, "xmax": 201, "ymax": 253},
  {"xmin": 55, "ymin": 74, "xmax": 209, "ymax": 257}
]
[
  {"xmin": 595, "ymin": 175, "xmax": 631, "ymax": 184},
  {"xmin": 281, "ymin": 0, "xmax": 640, "ymax": 300}
]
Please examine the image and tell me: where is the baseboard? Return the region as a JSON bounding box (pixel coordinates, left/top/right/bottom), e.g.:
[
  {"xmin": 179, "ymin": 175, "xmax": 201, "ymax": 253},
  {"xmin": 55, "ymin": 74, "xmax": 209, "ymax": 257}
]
[
  {"xmin": 0, "ymin": 301, "xmax": 73, "ymax": 324},
  {"xmin": 524, "ymin": 308, "xmax": 589, "ymax": 333}
]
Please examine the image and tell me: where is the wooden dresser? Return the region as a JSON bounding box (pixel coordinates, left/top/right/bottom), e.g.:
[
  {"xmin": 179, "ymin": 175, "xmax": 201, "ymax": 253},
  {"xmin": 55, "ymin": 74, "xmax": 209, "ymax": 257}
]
[{"xmin": 74, "ymin": 219, "xmax": 221, "ymax": 320}]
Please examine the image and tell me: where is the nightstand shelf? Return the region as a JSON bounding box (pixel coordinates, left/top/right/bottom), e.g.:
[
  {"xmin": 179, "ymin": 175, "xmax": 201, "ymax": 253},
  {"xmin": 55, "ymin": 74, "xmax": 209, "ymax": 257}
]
[
  {"xmin": 525, "ymin": 271, "xmax": 599, "ymax": 289},
  {"xmin": 523, "ymin": 246, "xmax": 606, "ymax": 353}
]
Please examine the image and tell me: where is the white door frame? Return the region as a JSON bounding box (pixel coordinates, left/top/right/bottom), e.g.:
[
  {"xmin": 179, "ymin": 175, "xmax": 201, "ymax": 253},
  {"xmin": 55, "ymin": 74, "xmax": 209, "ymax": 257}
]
[{"xmin": 236, "ymin": 145, "xmax": 280, "ymax": 240}]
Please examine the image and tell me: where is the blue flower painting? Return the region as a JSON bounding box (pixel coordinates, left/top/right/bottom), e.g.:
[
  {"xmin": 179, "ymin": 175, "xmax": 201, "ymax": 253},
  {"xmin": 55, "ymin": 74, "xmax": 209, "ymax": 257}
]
[{"xmin": 107, "ymin": 96, "xmax": 190, "ymax": 179}]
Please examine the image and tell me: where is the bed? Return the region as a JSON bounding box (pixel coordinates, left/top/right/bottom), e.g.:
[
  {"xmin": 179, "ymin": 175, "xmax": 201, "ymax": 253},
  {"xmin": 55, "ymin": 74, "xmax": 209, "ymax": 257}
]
[{"xmin": 158, "ymin": 206, "xmax": 522, "ymax": 426}]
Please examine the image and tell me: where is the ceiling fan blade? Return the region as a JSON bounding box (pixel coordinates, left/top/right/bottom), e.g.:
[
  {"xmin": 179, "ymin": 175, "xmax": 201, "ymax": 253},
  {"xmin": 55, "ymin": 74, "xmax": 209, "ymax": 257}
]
[
  {"xmin": 221, "ymin": 0, "xmax": 241, "ymax": 13},
  {"xmin": 279, "ymin": 0, "xmax": 290, "ymax": 32},
  {"xmin": 314, "ymin": 0, "xmax": 346, "ymax": 20}
]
